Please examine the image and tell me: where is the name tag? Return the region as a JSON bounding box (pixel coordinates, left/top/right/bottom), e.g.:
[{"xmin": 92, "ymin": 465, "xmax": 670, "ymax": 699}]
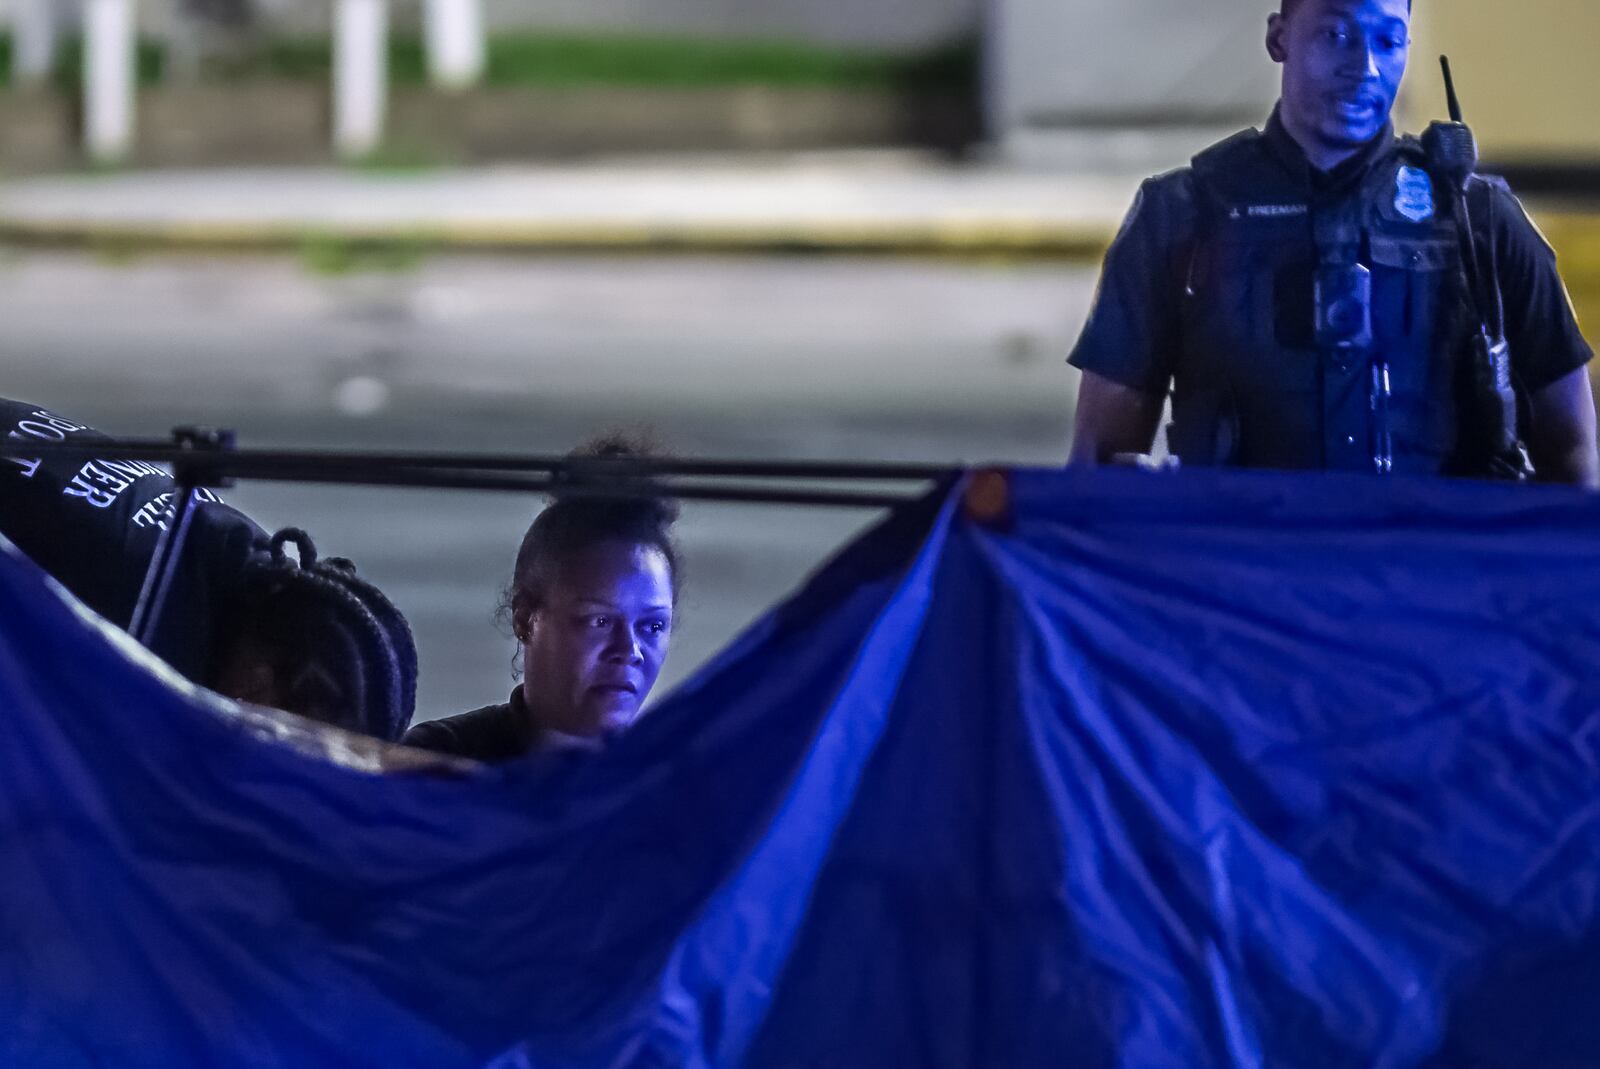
[{"xmin": 1230, "ymin": 204, "xmax": 1309, "ymax": 220}]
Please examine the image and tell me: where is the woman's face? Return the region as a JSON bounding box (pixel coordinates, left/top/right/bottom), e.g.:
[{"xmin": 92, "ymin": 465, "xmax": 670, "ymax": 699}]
[{"xmin": 520, "ymin": 540, "xmax": 675, "ymax": 738}]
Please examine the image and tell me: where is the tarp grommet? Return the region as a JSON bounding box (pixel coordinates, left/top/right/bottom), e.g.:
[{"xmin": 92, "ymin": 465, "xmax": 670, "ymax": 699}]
[{"xmin": 964, "ymin": 469, "xmax": 1012, "ymax": 528}]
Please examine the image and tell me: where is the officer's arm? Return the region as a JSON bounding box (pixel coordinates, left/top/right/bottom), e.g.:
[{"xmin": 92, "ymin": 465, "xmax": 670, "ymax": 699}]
[
  {"xmin": 1527, "ymin": 366, "xmax": 1599, "ymax": 488},
  {"xmin": 1068, "ymin": 371, "xmax": 1166, "ymax": 465},
  {"xmin": 1485, "ymin": 183, "xmax": 1598, "ymax": 487},
  {"xmin": 1066, "ymin": 176, "xmax": 1191, "ymax": 466}
]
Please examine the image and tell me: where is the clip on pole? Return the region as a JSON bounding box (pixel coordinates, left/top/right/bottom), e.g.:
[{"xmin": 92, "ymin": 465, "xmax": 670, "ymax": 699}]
[{"xmin": 128, "ymin": 426, "xmax": 237, "ymax": 648}]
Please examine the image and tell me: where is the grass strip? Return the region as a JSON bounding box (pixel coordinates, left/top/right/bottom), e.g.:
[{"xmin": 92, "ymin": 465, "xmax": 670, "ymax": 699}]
[{"xmin": 0, "ymin": 31, "xmax": 974, "ymax": 93}]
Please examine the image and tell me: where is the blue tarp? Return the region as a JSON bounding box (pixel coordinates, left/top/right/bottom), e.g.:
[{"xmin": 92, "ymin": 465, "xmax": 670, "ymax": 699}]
[{"xmin": 4, "ymin": 468, "xmax": 1600, "ymax": 1068}]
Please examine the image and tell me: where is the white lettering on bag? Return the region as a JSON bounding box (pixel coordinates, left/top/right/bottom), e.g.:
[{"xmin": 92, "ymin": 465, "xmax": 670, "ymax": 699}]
[
  {"xmin": 97, "ymin": 459, "xmax": 167, "ymax": 482},
  {"xmin": 60, "ymin": 459, "xmax": 165, "ymax": 509},
  {"xmin": 131, "ymin": 488, "xmax": 223, "ymax": 531},
  {"xmin": 5, "ymin": 410, "xmax": 92, "ymax": 480},
  {"xmin": 63, "ymin": 470, "xmax": 127, "ymax": 508},
  {"xmin": 15, "ymin": 414, "xmax": 88, "ymax": 441},
  {"xmin": 4, "ymin": 431, "xmax": 41, "ymax": 480}
]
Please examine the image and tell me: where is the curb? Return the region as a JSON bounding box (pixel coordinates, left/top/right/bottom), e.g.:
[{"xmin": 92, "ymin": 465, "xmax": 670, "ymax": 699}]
[
  {"xmin": 0, "ymin": 218, "xmax": 1117, "ymax": 259},
  {"xmin": 2, "ymin": 209, "xmax": 1598, "ymax": 267}
]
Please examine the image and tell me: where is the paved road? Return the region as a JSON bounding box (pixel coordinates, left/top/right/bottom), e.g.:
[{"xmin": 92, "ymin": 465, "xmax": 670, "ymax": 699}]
[{"xmin": 0, "ymin": 249, "xmax": 1094, "ymax": 719}]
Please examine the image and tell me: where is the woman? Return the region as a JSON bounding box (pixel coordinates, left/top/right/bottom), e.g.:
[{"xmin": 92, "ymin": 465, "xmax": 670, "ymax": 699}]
[{"xmin": 403, "ymin": 440, "xmax": 679, "ymax": 762}]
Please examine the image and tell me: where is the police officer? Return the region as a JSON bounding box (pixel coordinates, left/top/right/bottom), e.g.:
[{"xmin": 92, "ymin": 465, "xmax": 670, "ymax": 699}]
[{"xmin": 1067, "ymin": 0, "xmax": 1599, "ymax": 486}]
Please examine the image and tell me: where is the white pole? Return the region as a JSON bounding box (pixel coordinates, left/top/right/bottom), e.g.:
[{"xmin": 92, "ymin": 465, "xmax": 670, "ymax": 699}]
[
  {"xmin": 84, "ymin": 0, "xmax": 137, "ymax": 164},
  {"xmin": 424, "ymin": 0, "xmax": 484, "ymax": 90},
  {"xmin": 334, "ymin": 0, "xmax": 388, "ymax": 158},
  {"xmin": 10, "ymin": 0, "xmax": 59, "ymax": 89}
]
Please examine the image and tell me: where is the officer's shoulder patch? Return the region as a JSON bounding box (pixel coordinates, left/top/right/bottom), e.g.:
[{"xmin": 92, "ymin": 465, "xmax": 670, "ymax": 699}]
[{"xmin": 1395, "ymin": 165, "xmax": 1435, "ymax": 223}]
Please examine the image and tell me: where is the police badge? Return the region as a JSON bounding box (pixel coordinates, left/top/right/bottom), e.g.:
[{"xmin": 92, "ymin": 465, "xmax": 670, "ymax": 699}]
[{"xmin": 1395, "ymin": 165, "xmax": 1436, "ymax": 223}]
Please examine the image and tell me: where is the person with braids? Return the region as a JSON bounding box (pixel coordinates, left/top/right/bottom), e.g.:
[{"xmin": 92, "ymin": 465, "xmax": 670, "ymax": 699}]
[
  {"xmin": 403, "ymin": 437, "xmax": 679, "ymax": 762},
  {"xmin": 212, "ymin": 528, "xmax": 418, "ymax": 742},
  {"xmin": 0, "ymin": 398, "xmax": 417, "ymax": 741}
]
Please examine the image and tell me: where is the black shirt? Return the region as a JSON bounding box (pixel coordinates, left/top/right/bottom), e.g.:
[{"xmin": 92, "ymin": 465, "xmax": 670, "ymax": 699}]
[
  {"xmin": 403, "ymin": 687, "xmax": 614, "ymax": 763},
  {"xmin": 403, "ymin": 688, "xmax": 540, "ymax": 763},
  {"xmin": 1266, "ymin": 110, "xmax": 1392, "ymax": 199},
  {"xmin": 1069, "ymin": 111, "xmax": 1593, "ymax": 405}
]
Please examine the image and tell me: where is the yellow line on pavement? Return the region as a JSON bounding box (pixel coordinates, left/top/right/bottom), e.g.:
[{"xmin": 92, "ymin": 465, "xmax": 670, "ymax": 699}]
[
  {"xmin": 4, "ymin": 209, "xmax": 1599, "ymax": 279},
  {"xmin": 0, "ymin": 217, "xmax": 1115, "ymax": 258}
]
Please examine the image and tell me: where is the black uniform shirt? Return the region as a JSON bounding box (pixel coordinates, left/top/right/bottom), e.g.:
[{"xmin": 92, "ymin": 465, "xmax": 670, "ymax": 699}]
[
  {"xmin": 1069, "ymin": 112, "xmax": 1593, "ymax": 409},
  {"xmin": 403, "ymin": 689, "xmax": 538, "ymax": 763},
  {"xmin": 403, "ymin": 686, "xmax": 613, "ymax": 763}
]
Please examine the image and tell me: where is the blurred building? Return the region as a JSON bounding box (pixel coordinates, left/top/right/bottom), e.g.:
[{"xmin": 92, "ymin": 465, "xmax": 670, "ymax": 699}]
[
  {"xmin": 993, "ymin": 0, "xmax": 1600, "ymax": 172},
  {"xmin": 5, "ymin": 0, "xmax": 1598, "ymax": 172},
  {"xmin": 1401, "ymin": 0, "xmax": 1600, "ymax": 164}
]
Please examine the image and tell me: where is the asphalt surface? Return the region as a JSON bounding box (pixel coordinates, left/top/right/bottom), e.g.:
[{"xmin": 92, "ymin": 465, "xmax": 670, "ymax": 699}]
[
  {"xmin": 0, "ymin": 248, "xmax": 1093, "ymax": 719},
  {"xmin": 7, "ymin": 158, "xmax": 1594, "ymax": 722}
]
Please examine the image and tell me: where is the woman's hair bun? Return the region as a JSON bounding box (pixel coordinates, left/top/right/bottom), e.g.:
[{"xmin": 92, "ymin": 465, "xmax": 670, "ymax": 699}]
[
  {"xmin": 572, "ymin": 431, "xmax": 652, "ymax": 462},
  {"xmin": 561, "ymin": 430, "xmax": 680, "ymax": 525},
  {"xmin": 503, "ymin": 429, "xmax": 685, "ymax": 637}
]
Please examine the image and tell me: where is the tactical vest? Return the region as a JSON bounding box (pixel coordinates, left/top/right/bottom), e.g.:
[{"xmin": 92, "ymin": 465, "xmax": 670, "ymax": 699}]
[{"xmin": 1169, "ymin": 130, "xmax": 1476, "ymax": 474}]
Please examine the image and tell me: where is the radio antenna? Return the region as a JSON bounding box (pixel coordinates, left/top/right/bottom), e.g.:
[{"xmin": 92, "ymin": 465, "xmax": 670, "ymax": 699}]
[{"xmin": 1441, "ymin": 55, "xmax": 1464, "ymax": 123}]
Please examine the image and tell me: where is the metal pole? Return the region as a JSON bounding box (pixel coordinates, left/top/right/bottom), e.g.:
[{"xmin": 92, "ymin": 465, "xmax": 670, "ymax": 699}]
[
  {"xmin": 424, "ymin": 0, "xmax": 484, "ymax": 90},
  {"xmin": 0, "ymin": 441, "xmax": 958, "ymax": 483},
  {"xmin": 0, "ymin": 440, "xmax": 953, "ymax": 510},
  {"xmin": 84, "ymin": 0, "xmax": 137, "ymax": 164},
  {"xmin": 127, "ymin": 481, "xmax": 200, "ymax": 645},
  {"xmin": 334, "ymin": 0, "xmax": 388, "ymax": 158},
  {"xmin": 9, "ymin": 0, "xmax": 59, "ymax": 89}
]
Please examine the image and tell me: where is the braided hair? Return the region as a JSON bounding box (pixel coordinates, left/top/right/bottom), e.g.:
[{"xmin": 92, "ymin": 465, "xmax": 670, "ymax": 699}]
[
  {"xmin": 500, "ymin": 434, "xmax": 682, "ymax": 658},
  {"xmin": 212, "ymin": 529, "xmax": 417, "ymax": 741}
]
